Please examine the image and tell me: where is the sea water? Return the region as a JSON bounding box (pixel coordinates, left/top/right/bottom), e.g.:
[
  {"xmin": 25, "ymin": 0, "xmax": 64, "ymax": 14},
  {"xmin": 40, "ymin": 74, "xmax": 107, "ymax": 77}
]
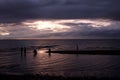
[{"xmin": 0, "ymin": 39, "xmax": 120, "ymax": 78}]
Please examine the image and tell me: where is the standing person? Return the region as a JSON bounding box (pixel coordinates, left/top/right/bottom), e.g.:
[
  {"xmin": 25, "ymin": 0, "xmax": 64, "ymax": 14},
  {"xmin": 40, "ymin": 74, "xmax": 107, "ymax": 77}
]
[
  {"xmin": 24, "ymin": 47, "xmax": 27, "ymax": 56},
  {"xmin": 33, "ymin": 49, "xmax": 37, "ymax": 57},
  {"xmin": 48, "ymin": 48, "xmax": 51, "ymax": 57},
  {"xmin": 21, "ymin": 47, "xmax": 24, "ymax": 56},
  {"xmin": 76, "ymin": 44, "xmax": 79, "ymax": 51}
]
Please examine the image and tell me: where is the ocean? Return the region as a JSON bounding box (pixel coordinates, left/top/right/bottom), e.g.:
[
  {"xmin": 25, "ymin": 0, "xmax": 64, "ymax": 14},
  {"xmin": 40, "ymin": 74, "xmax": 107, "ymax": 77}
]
[{"xmin": 0, "ymin": 39, "xmax": 120, "ymax": 77}]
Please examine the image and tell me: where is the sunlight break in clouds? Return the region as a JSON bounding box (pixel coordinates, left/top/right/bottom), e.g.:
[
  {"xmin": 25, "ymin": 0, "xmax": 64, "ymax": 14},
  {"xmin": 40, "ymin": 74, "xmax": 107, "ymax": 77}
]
[
  {"xmin": 0, "ymin": 32, "xmax": 9, "ymax": 36},
  {"xmin": 0, "ymin": 27, "xmax": 10, "ymax": 36},
  {"xmin": 0, "ymin": 19, "xmax": 120, "ymax": 39},
  {"xmin": 23, "ymin": 20, "xmax": 70, "ymax": 33}
]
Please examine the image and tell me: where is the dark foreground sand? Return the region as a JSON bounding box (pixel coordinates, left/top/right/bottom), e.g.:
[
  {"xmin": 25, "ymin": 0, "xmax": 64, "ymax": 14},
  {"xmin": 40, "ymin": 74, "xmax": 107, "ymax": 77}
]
[{"xmin": 0, "ymin": 74, "xmax": 120, "ymax": 80}]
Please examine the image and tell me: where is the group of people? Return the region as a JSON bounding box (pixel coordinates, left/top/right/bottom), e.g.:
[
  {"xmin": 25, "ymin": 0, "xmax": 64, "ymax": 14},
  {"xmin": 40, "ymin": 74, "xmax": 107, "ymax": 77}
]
[
  {"xmin": 21, "ymin": 47, "xmax": 38, "ymax": 57},
  {"xmin": 20, "ymin": 47, "xmax": 51, "ymax": 57}
]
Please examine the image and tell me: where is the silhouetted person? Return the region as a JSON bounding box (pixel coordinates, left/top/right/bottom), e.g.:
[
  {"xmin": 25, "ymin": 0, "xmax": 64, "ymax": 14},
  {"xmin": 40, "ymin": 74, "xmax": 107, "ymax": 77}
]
[
  {"xmin": 24, "ymin": 47, "xmax": 27, "ymax": 56},
  {"xmin": 76, "ymin": 44, "xmax": 79, "ymax": 55},
  {"xmin": 21, "ymin": 47, "xmax": 24, "ymax": 56},
  {"xmin": 48, "ymin": 48, "xmax": 51, "ymax": 57},
  {"xmin": 33, "ymin": 49, "xmax": 37, "ymax": 57},
  {"xmin": 21, "ymin": 47, "xmax": 23, "ymax": 56},
  {"xmin": 76, "ymin": 44, "xmax": 79, "ymax": 51}
]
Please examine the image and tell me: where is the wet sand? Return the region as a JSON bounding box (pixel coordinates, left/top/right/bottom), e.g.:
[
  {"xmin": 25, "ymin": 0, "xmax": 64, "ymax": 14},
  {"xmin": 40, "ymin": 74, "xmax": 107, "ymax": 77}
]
[{"xmin": 48, "ymin": 50, "xmax": 120, "ymax": 55}]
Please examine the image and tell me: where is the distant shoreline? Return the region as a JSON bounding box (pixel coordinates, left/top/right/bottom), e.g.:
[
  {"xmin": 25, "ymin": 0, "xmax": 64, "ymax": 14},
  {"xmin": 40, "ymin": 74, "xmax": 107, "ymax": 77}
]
[{"xmin": 0, "ymin": 38, "xmax": 120, "ymax": 40}]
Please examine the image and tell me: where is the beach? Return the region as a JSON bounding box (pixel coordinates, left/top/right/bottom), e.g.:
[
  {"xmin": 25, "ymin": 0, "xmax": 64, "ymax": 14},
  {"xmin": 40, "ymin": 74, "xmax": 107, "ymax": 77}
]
[
  {"xmin": 0, "ymin": 74, "xmax": 120, "ymax": 80},
  {"xmin": 0, "ymin": 39, "xmax": 120, "ymax": 79}
]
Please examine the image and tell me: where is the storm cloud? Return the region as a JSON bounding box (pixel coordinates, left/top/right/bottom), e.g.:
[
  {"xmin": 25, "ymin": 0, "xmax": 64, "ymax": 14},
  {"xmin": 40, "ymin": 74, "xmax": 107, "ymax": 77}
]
[
  {"xmin": 0, "ymin": 0, "xmax": 120, "ymax": 23},
  {"xmin": 37, "ymin": 20, "xmax": 120, "ymax": 39},
  {"xmin": 0, "ymin": 0, "xmax": 120, "ymax": 39},
  {"xmin": 0, "ymin": 19, "xmax": 119, "ymax": 39}
]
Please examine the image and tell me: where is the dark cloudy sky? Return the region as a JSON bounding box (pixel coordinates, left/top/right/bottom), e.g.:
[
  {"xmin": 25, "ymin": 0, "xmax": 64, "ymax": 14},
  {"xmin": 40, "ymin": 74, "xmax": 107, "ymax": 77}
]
[{"xmin": 0, "ymin": 0, "xmax": 120, "ymax": 39}]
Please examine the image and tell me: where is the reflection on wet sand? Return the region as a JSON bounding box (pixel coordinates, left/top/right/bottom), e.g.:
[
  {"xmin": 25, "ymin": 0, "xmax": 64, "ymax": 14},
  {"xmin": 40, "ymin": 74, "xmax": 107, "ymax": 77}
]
[{"xmin": 1, "ymin": 45, "xmax": 120, "ymax": 78}]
